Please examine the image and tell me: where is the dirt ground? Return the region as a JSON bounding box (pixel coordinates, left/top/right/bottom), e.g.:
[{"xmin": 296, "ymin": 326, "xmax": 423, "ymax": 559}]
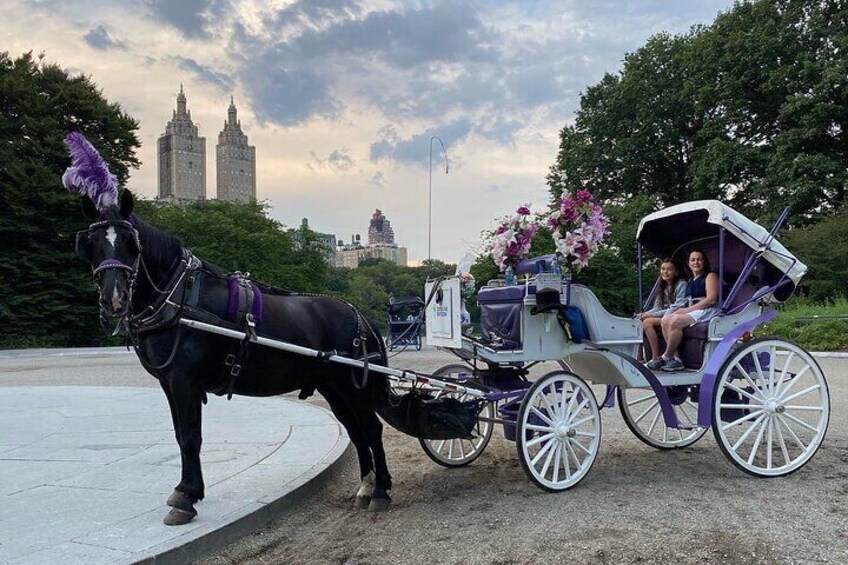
[{"xmin": 196, "ymin": 348, "xmax": 848, "ymax": 565}]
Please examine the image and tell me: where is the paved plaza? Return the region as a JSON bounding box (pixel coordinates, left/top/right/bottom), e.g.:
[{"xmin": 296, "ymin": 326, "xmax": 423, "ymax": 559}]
[{"xmin": 0, "ymin": 350, "xmax": 349, "ymax": 565}]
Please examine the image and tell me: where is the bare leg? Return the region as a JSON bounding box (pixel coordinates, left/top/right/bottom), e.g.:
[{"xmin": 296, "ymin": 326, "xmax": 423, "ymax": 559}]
[
  {"xmin": 642, "ymin": 318, "xmax": 663, "ymax": 359},
  {"xmin": 661, "ymin": 314, "xmax": 694, "ymax": 358}
]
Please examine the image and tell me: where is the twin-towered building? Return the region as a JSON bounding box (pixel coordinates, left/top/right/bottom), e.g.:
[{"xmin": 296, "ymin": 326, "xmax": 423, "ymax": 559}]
[{"xmin": 157, "ymin": 85, "xmax": 256, "ymax": 203}]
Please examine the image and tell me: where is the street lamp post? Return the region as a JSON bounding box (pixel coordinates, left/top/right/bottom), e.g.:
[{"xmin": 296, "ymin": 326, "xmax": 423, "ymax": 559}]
[{"xmin": 428, "ymin": 136, "xmax": 449, "ymax": 269}]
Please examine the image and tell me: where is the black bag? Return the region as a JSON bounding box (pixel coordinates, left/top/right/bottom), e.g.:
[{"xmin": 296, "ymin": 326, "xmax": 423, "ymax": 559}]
[{"xmin": 379, "ymin": 390, "xmax": 480, "ymax": 440}]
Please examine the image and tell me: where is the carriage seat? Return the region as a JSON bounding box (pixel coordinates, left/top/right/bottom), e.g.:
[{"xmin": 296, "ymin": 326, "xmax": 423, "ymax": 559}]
[{"xmin": 644, "ymin": 273, "xmax": 767, "ymax": 369}]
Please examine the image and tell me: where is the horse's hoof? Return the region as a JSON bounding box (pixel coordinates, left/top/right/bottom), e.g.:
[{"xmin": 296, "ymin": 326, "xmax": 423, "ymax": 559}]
[
  {"xmin": 354, "ymin": 496, "xmax": 371, "ymax": 510},
  {"xmin": 368, "ymin": 498, "xmax": 391, "ymax": 512},
  {"xmin": 163, "ymin": 506, "xmax": 197, "ymax": 526}
]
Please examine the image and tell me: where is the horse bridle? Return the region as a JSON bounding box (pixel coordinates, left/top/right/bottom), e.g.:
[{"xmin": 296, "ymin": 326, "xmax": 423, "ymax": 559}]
[{"xmin": 77, "ymin": 219, "xmax": 142, "ymax": 332}]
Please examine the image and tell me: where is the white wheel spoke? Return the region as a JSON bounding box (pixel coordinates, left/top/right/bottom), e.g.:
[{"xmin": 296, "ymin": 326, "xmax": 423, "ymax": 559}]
[
  {"xmin": 732, "ymin": 413, "xmax": 766, "ymax": 451},
  {"xmin": 574, "ymin": 430, "xmax": 596, "ymax": 439},
  {"xmin": 561, "ymin": 443, "xmax": 572, "ymax": 479},
  {"xmin": 776, "ymin": 415, "xmax": 808, "ymax": 450},
  {"xmin": 722, "ymin": 408, "xmax": 764, "ymax": 430},
  {"xmin": 529, "ymin": 405, "xmax": 554, "ymax": 426},
  {"xmin": 725, "ymin": 381, "xmax": 764, "ymax": 404},
  {"xmin": 627, "ymin": 394, "xmax": 657, "ymax": 407},
  {"xmin": 530, "ymin": 435, "xmax": 556, "ymax": 466},
  {"xmin": 767, "ymin": 346, "xmax": 776, "ymax": 395},
  {"xmin": 783, "ymin": 405, "xmax": 824, "ymax": 412},
  {"xmin": 447, "ymin": 439, "xmax": 454, "ymax": 459},
  {"xmin": 773, "ymin": 418, "xmax": 791, "ymax": 466},
  {"xmin": 766, "ymin": 419, "xmax": 774, "ymax": 469},
  {"xmin": 780, "ymin": 384, "xmax": 820, "ymax": 405},
  {"xmin": 571, "ymin": 438, "xmax": 593, "ymax": 455},
  {"xmin": 721, "ymin": 403, "xmax": 755, "ymax": 409},
  {"xmin": 774, "ymin": 351, "xmax": 796, "ymax": 397},
  {"xmin": 434, "ymin": 440, "xmax": 445, "ymax": 454},
  {"xmin": 566, "ymin": 398, "xmax": 590, "ymax": 425},
  {"xmin": 776, "ymin": 365, "xmax": 810, "ymax": 400},
  {"xmin": 746, "ymin": 417, "xmax": 768, "ymax": 465},
  {"xmin": 566, "ymin": 439, "xmax": 581, "ymax": 469},
  {"xmin": 525, "ymin": 432, "xmax": 555, "ymax": 447},
  {"xmin": 539, "ymin": 441, "xmax": 557, "ymax": 477},
  {"xmin": 569, "ymin": 414, "xmax": 595, "ymax": 428},
  {"xmin": 457, "ymin": 440, "xmax": 466, "ymax": 459},
  {"xmin": 540, "ymin": 390, "xmax": 559, "ymax": 421},
  {"xmin": 781, "ymin": 412, "xmax": 821, "ymax": 434},
  {"xmin": 551, "ymin": 444, "xmax": 562, "ymax": 483},
  {"xmin": 752, "ymin": 352, "xmax": 766, "ymax": 391},
  {"xmin": 736, "ymin": 362, "xmax": 766, "ymax": 400},
  {"xmin": 647, "ymin": 406, "xmax": 662, "ymax": 436},
  {"xmin": 525, "ymin": 423, "xmax": 555, "ymax": 433},
  {"xmin": 634, "ymin": 399, "xmax": 660, "ymax": 424}
]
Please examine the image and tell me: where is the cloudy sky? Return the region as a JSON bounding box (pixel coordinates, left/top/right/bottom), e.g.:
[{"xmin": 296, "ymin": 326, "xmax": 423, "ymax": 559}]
[{"xmin": 4, "ymin": 0, "xmax": 734, "ymax": 263}]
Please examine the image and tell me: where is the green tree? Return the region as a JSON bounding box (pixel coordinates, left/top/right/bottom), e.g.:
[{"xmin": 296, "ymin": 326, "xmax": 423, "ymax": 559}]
[
  {"xmin": 781, "ymin": 206, "xmax": 848, "ymax": 301},
  {"xmin": 0, "ymin": 52, "xmax": 140, "ymax": 347},
  {"xmin": 549, "ymin": 0, "xmax": 848, "ymax": 224},
  {"xmin": 133, "ymin": 198, "xmax": 329, "ymax": 293}
]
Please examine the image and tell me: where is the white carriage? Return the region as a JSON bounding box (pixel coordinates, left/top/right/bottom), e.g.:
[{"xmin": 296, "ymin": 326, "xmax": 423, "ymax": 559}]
[{"xmin": 420, "ymin": 200, "xmax": 830, "ymax": 491}]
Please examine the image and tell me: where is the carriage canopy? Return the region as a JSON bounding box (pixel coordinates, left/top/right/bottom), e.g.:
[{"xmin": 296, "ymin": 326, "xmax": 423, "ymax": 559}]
[{"xmin": 636, "ymin": 200, "xmax": 807, "ymax": 302}]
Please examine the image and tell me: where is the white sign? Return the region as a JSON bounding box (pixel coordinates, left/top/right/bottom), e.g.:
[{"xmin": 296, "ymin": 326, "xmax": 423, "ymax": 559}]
[{"xmin": 424, "ymin": 277, "xmax": 462, "ymax": 349}]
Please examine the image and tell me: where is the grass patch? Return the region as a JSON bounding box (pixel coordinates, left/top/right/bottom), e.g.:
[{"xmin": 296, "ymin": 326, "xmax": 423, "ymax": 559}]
[{"xmin": 759, "ymin": 296, "xmax": 848, "ymax": 351}]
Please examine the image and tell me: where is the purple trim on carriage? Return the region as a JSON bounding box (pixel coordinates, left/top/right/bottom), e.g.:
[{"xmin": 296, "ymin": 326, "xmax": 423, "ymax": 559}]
[
  {"xmin": 696, "ymin": 309, "xmax": 778, "ymax": 427},
  {"xmin": 599, "ymin": 348, "xmax": 682, "ymax": 428},
  {"xmin": 227, "ymin": 277, "xmax": 263, "ymax": 323}
]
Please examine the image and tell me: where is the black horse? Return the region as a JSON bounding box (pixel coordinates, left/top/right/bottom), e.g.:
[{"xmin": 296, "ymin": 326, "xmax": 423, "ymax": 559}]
[{"xmin": 75, "ymin": 190, "xmax": 392, "ymax": 525}]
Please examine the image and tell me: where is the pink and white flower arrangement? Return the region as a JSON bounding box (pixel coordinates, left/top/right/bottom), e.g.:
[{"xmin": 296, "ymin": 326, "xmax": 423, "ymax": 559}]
[
  {"xmin": 484, "ymin": 205, "xmax": 539, "ymax": 272},
  {"xmin": 546, "ymin": 190, "xmax": 609, "ymax": 275}
]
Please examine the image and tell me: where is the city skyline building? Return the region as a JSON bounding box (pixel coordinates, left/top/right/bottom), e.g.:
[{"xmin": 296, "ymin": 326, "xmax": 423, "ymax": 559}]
[
  {"xmin": 335, "ymin": 209, "xmax": 407, "ymax": 268},
  {"xmin": 216, "ymin": 97, "xmax": 256, "ymax": 203},
  {"xmin": 367, "ymin": 209, "xmax": 395, "ymax": 245},
  {"xmin": 157, "ymin": 85, "xmax": 206, "ymax": 203}
]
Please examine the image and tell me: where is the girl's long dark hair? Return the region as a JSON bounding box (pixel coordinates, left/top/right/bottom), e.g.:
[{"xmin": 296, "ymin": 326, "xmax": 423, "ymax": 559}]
[{"xmin": 657, "ymin": 259, "xmax": 681, "ymax": 307}]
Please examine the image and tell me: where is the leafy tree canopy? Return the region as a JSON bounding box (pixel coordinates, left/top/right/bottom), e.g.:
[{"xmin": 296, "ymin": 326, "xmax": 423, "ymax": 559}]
[
  {"xmin": 548, "ymin": 0, "xmax": 848, "ymax": 226},
  {"xmin": 0, "ymin": 52, "xmax": 140, "ymax": 347}
]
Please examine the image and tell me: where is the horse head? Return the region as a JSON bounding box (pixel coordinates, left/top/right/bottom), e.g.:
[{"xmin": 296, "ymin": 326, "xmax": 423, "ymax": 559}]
[{"xmin": 75, "ymin": 189, "xmax": 141, "ymax": 323}]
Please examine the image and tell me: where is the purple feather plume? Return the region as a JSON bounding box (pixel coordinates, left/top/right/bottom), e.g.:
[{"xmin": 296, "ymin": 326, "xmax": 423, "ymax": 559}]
[{"xmin": 62, "ymin": 132, "xmax": 118, "ymax": 212}]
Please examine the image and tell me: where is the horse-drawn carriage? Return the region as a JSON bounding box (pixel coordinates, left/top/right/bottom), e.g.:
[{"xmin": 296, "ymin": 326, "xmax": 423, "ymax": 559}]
[
  {"xmin": 386, "ymin": 296, "xmax": 424, "ymax": 351},
  {"xmin": 414, "ymin": 200, "xmax": 829, "ymax": 490},
  {"xmin": 65, "ymin": 131, "xmax": 827, "ymax": 522}
]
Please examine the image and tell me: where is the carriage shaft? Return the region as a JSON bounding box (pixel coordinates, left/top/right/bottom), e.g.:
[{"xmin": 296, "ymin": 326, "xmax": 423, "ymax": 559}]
[{"xmin": 179, "ymin": 318, "xmax": 487, "ymax": 399}]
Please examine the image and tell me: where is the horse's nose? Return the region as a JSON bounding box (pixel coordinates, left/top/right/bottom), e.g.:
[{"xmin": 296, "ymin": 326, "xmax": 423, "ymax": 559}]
[{"xmin": 111, "ymin": 290, "xmax": 128, "ymax": 312}]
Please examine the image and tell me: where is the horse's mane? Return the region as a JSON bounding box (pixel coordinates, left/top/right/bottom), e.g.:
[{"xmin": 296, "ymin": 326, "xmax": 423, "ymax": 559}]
[{"xmin": 128, "ymin": 214, "xmax": 183, "ymax": 270}]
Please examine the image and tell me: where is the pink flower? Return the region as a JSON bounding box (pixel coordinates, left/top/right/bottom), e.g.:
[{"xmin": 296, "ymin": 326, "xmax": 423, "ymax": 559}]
[{"xmin": 516, "ymin": 205, "xmax": 531, "ymax": 215}]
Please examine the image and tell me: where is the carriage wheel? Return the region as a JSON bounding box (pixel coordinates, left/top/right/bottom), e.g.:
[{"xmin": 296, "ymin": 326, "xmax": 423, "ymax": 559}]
[
  {"xmin": 712, "ymin": 337, "xmax": 829, "ymax": 477},
  {"xmin": 618, "ymin": 386, "xmax": 707, "ymax": 450},
  {"xmin": 516, "ymin": 371, "xmax": 601, "ymax": 491},
  {"xmin": 419, "ymin": 364, "xmax": 494, "ymax": 467}
]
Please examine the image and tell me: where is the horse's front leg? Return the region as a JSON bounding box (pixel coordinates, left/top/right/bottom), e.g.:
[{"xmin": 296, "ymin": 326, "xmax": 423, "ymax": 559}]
[{"xmin": 161, "ymin": 377, "xmax": 205, "ymax": 526}]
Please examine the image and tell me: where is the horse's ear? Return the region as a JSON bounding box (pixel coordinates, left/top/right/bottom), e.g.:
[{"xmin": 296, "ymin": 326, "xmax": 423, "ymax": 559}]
[
  {"xmin": 81, "ymin": 196, "xmax": 98, "ymax": 221},
  {"xmin": 120, "ymin": 189, "xmax": 134, "ymax": 218}
]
